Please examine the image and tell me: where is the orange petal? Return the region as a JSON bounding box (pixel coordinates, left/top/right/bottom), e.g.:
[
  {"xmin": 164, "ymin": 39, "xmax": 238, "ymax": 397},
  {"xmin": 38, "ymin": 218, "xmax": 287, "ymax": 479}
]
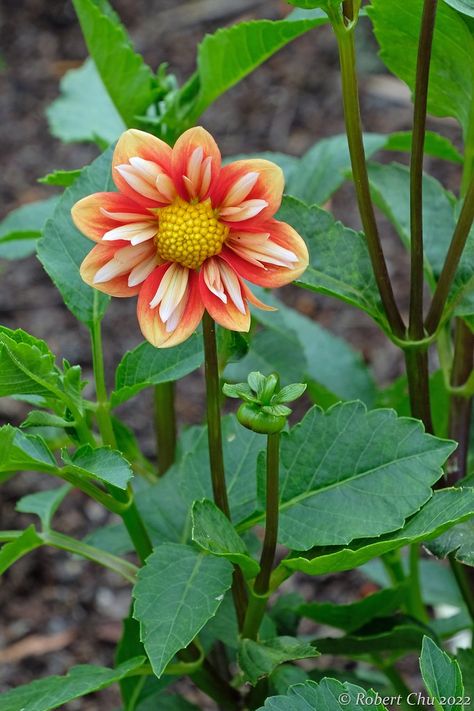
[
  {"xmin": 71, "ymin": 192, "xmax": 149, "ymax": 242},
  {"xmin": 137, "ymin": 265, "xmax": 204, "ymax": 348},
  {"xmin": 80, "ymin": 242, "xmax": 142, "ymax": 297},
  {"xmin": 113, "ymin": 129, "xmax": 173, "ymax": 207},
  {"xmin": 171, "ymin": 126, "xmax": 222, "ymax": 201},
  {"xmin": 212, "ymin": 159, "xmax": 284, "ymax": 226},
  {"xmin": 241, "ymin": 282, "xmax": 277, "ymax": 312},
  {"xmin": 222, "ymin": 220, "xmax": 309, "ymax": 288},
  {"xmin": 199, "ymin": 258, "xmax": 251, "ymax": 332}
]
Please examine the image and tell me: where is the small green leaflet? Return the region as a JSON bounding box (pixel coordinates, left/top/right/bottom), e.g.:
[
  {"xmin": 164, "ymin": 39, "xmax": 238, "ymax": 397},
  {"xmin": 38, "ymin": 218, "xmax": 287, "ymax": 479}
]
[
  {"xmin": 16, "ymin": 485, "xmax": 71, "ymax": 530},
  {"xmin": 46, "ymin": 59, "xmax": 125, "ymax": 145},
  {"xmin": 420, "ymin": 637, "xmax": 464, "ymax": 711},
  {"xmin": 256, "ymin": 678, "xmax": 388, "ymax": 710},
  {"xmin": 191, "ymin": 499, "xmax": 260, "ymax": 578},
  {"xmin": 62, "ymin": 444, "xmax": 133, "ymax": 490},
  {"xmin": 0, "ymin": 196, "xmax": 59, "ymax": 260},
  {"xmin": 0, "ymin": 426, "xmax": 57, "ymax": 474},
  {"xmin": 427, "ymin": 517, "xmax": 474, "ymax": 567},
  {"xmin": 0, "ymin": 657, "xmax": 145, "ymax": 711},
  {"xmin": 111, "ymin": 334, "xmax": 203, "ymax": 407},
  {"xmin": 238, "ymin": 636, "xmax": 319, "ymax": 685},
  {"xmin": 0, "ymin": 327, "xmax": 62, "ymax": 399},
  {"xmin": 133, "ymin": 543, "xmax": 233, "ymax": 678},
  {"xmin": 39, "ymin": 168, "xmax": 84, "ymax": 187},
  {"xmin": 0, "ymin": 526, "xmax": 42, "ymax": 575}
]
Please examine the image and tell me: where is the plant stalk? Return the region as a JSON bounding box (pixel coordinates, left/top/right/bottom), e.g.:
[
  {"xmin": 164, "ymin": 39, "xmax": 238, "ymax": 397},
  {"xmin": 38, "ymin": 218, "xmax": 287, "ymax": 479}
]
[
  {"xmin": 154, "ymin": 382, "xmax": 177, "ymax": 475},
  {"xmin": 404, "ymin": 348, "xmax": 433, "ymax": 433},
  {"xmin": 242, "ymin": 433, "xmax": 280, "ymax": 640},
  {"xmin": 333, "ymin": 20, "xmax": 405, "ymax": 338},
  {"xmin": 425, "ymin": 174, "xmax": 474, "ymax": 334},
  {"xmin": 409, "ymin": 0, "xmax": 438, "ymax": 340},
  {"xmin": 202, "ymin": 311, "xmax": 248, "ymax": 628},
  {"xmin": 446, "ymin": 319, "xmax": 474, "ymax": 485},
  {"xmin": 90, "ymin": 318, "xmax": 152, "ymax": 565}
]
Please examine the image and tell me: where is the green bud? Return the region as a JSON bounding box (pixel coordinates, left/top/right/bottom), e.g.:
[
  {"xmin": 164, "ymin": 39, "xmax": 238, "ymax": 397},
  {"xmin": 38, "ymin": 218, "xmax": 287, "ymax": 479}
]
[{"xmin": 237, "ymin": 402, "xmax": 287, "ymax": 434}]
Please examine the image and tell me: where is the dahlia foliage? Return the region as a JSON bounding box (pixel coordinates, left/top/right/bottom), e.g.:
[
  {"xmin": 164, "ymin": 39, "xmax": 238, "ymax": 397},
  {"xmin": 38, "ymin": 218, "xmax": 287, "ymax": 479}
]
[{"xmin": 72, "ymin": 127, "xmax": 308, "ymax": 347}]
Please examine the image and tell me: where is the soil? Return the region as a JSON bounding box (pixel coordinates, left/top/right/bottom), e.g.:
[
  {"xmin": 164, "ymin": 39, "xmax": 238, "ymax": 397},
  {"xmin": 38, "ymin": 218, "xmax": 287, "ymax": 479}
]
[{"xmin": 0, "ymin": 1, "xmax": 465, "ymax": 709}]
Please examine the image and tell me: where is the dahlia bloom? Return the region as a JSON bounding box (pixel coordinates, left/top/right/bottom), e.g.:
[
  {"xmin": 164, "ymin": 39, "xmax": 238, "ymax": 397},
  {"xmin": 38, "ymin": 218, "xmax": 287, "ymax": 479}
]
[{"xmin": 72, "ymin": 127, "xmax": 308, "ymax": 347}]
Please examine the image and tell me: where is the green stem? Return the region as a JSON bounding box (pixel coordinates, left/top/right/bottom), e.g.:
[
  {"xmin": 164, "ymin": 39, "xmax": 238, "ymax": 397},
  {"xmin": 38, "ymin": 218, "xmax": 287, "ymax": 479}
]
[
  {"xmin": 243, "ymin": 433, "xmax": 280, "ymax": 640},
  {"xmin": 383, "ymin": 665, "xmax": 417, "ymax": 711},
  {"xmin": 404, "ymin": 348, "xmax": 433, "ymax": 432},
  {"xmin": 409, "ymin": 0, "xmax": 438, "ymax": 340},
  {"xmin": 382, "ymin": 549, "xmax": 406, "ymax": 586},
  {"xmin": 90, "ymin": 317, "xmax": 117, "ymax": 448},
  {"xmin": 446, "ymin": 319, "xmax": 474, "ymax": 484},
  {"xmin": 154, "ymin": 382, "xmax": 177, "ymax": 475},
  {"xmin": 0, "ymin": 529, "xmax": 138, "ymax": 583},
  {"xmin": 408, "ymin": 543, "xmax": 429, "ymax": 623},
  {"xmin": 425, "ymin": 174, "xmax": 474, "ymax": 334},
  {"xmin": 449, "ymin": 555, "xmax": 474, "ymax": 622},
  {"xmin": 332, "ymin": 19, "xmax": 405, "ymax": 339},
  {"xmin": 202, "ymin": 312, "xmax": 247, "ymax": 628},
  {"xmin": 90, "ymin": 317, "xmax": 152, "ymax": 565}
]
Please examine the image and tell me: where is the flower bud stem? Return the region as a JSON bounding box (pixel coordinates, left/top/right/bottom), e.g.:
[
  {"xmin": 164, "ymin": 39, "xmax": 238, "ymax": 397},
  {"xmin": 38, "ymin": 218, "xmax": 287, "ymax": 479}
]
[
  {"xmin": 242, "ymin": 432, "xmax": 280, "ymax": 640},
  {"xmin": 202, "ymin": 312, "xmax": 248, "ymax": 628},
  {"xmin": 154, "ymin": 382, "xmax": 177, "ymax": 475}
]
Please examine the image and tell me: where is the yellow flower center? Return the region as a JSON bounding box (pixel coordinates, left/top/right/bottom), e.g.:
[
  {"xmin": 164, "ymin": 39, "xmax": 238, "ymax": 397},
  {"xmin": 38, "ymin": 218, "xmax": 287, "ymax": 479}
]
[{"xmin": 155, "ymin": 197, "xmax": 228, "ymax": 270}]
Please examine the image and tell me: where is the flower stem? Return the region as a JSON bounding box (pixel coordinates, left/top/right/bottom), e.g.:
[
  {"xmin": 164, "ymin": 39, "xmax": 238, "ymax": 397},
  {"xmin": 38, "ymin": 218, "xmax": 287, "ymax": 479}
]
[
  {"xmin": 242, "ymin": 432, "xmax": 280, "ymax": 640},
  {"xmin": 90, "ymin": 316, "xmax": 152, "ymax": 565},
  {"xmin": 154, "ymin": 382, "xmax": 177, "ymax": 475},
  {"xmin": 332, "ymin": 18, "xmax": 405, "ymax": 339},
  {"xmin": 446, "ymin": 319, "xmax": 474, "ymax": 485},
  {"xmin": 449, "ymin": 554, "xmax": 474, "ymax": 622},
  {"xmin": 425, "ymin": 174, "xmax": 474, "ymax": 334},
  {"xmin": 409, "ymin": 0, "xmax": 438, "ymax": 340},
  {"xmin": 408, "ymin": 543, "xmax": 429, "ymax": 623},
  {"xmin": 202, "ymin": 311, "xmax": 247, "ymax": 628},
  {"xmin": 404, "ymin": 348, "xmax": 433, "ymax": 432}
]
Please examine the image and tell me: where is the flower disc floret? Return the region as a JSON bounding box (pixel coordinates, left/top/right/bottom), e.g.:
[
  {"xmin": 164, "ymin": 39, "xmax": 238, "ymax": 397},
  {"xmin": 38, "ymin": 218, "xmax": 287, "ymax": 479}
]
[{"xmin": 156, "ymin": 197, "xmax": 228, "ymax": 270}]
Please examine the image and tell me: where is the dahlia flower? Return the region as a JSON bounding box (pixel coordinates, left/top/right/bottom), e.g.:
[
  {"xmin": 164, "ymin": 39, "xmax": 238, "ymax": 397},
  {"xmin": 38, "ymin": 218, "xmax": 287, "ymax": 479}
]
[{"xmin": 72, "ymin": 127, "xmax": 308, "ymax": 347}]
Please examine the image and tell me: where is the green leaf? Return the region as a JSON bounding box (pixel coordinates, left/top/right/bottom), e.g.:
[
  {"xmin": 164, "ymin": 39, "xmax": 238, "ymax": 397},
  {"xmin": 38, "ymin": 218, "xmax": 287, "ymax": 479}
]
[
  {"xmin": 299, "ymin": 585, "xmax": 407, "ymax": 633},
  {"xmin": 0, "ymin": 525, "xmax": 42, "ymax": 575},
  {"xmin": 177, "ymin": 16, "xmax": 329, "ymax": 125},
  {"xmin": 287, "ymin": 134, "xmax": 386, "ymax": 205},
  {"xmin": 85, "ymin": 522, "xmax": 133, "ymax": 556},
  {"xmin": 21, "ymin": 411, "xmax": 73, "ymax": 429},
  {"xmin": 441, "ymin": 0, "xmax": 474, "ymax": 17},
  {"xmin": 0, "ymin": 657, "xmax": 145, "ymax": 711},
  {"xmin": 46, "ymin": 59, "xmax": 125, "ymax": 144},
  {"xmin": 62, "ymin": 444, "xmax": 133, "ymax": 490},
  {"xmin": 137, "ymin": 416, "xmax": 264, "ymax": 546},
  {"xmin": 286, "ymin": 0, "xmax": 340, "ymax": 8},
  {"xmin": 191, "ymin": 499, "xmax": 260, "ymax": 578},
  {"xmin": 0, "ymin": 327, "xmax": 62, "ymax": 398},
  {"xmin": 39, "ymin": 168, "xmax": 84, "ymax": 187},
  {"xmin": 227, "ymin": 290, "xmax": 375, "ymax": 406},
  {"xmin": 383, "ymin": 130, "xmax": 463, "ymax": 163},
  {"xmin": 251, "ymin": 402, "xmax": 455, "ymax": 550},
  {"xmin": 367, "ymin": 162, "xmax": 474, "ymax": 318},
  {"xmin": 0, "ymin": 196, "xmax": 59, "ymax": 260},
  {"xmin": 272, "ymin": 384, "xmax": 307, "ymax": 404},
  {"xmin": 71, "ymin": 0, "xmax": 158, "ymax": 126},
  {"xmin": 38, "ymin": 148, "xmax": 112, "ymax": 324},
  {"xmin": 283, "ymin": 487, "xmax": 474, "ymax": 575},
  {"xmin": 256, "ymin": 678, "xmax": 388, "ymax": 711},
  {"xmin": 316, "ymin": 618, "xmax": 427, "ymax": 656},
  {"xmin": 136, "ymin": 693, "xmax": 200, "ymax": 711},
  {"xmin": 111, "ymin": 334, "xmax": 203, "ymax": 407},
  {"xmin": 367, "ymin": 0, "xmax": 474, "ymax": 136},
  {"xmin": 426, "ymin": 518, "xmax": 474, "ymax": 566},
  {"xmin": 279, "ymin": 197, "xmax": 389, "ymax": 331},
  {"xmin": 457, "ymin": 649, "xmax": 474, "ymax": 701},
  {"xmin": 133, "ymin": 543, "xmax": 233, "ymax": 678},
  {"xmin": 0, "ymin": 426, "xmax": 57, "ymax": 474},
  {"xmin": 420, "ymin": 637, "xmax": 464, "ymax": 710},
  {"xmin": 16, "ymin": 485, "xmax": 71, "ymax": 530},
  {"xmin": 238, "ymin": 636, "xmax": 319, "ymax": 686},
  {"xmin": 217, "ymin": 327, "xmax": 249, "ymax": 367}
]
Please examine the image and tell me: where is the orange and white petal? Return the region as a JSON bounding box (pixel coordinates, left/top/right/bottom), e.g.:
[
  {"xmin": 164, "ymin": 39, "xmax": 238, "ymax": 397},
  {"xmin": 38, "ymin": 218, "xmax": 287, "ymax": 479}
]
[
  {"xmin": 80, "ymin": 241, "xmax": 158, "ymax": 297},
  {"xmin": 222, "ymin": 220, "xmax": 309, "ymax": 287},
  {"xmin": 113, "ymin": 129, "xmax": 174, "ymax": 207},
  {"xmin": 241, "ymin": 282, "xmax": 277, "ymax": 312},
  {"xmin": 199, "ymin": 257, "xmax": 251, "ymax": 332},
  {"xmin": 137, "ymin": 264, "xmax": 204, "ymax": 348},
  {"xmin": 212, "ymin": 159, "xmax": 284, "ymax": 226},
  {"xmin": 171, "ymin": 127, "xmax": 222, "ymax": 202},
  {"xmin": 102, "ymin": 221, "xmax": 158, "ymax": 246},
  {"xmin": 71, "ymin": 192, "xmax": 150, "ymax": 242}
]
